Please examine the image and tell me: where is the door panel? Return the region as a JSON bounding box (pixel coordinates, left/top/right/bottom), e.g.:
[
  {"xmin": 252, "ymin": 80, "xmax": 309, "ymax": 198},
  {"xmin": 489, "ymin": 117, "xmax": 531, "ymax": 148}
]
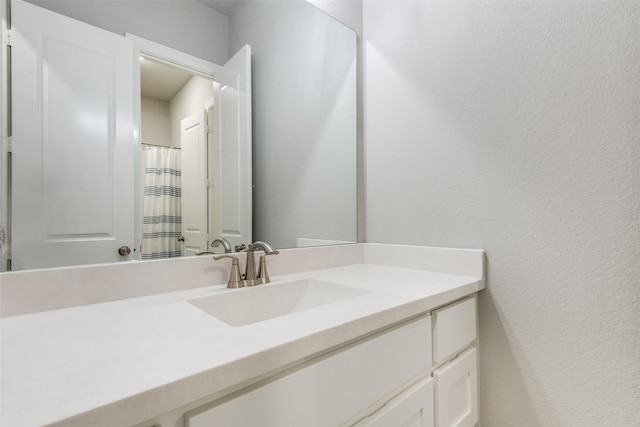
[
  {"xmin": 43, "ymin": 38, "xmax": 113, "ymax": 236},
  {"xmin": 212, "ymin": 45, "xmax": 252, "ymax": 250},
  {"xmin": 11, "ymin": 0, "xmax": 135, "ymax": 269},
  {"xmin": 181, "ymin": 112, "xmax": 208, "ymax": 256}
]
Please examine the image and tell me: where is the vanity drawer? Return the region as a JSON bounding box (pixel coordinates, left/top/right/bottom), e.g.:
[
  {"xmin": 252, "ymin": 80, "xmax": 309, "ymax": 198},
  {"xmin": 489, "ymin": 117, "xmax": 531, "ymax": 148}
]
[
  {"xmin": 186, "ymin": 316, "xmax": 432, "ymax": 427},
  {"xmin": 432, "ymin": 296, "xmax": 476, "ymax": 363},
  {"xmin": 353, "ymin": 377, "xmax": 434, "ymax": 427}
]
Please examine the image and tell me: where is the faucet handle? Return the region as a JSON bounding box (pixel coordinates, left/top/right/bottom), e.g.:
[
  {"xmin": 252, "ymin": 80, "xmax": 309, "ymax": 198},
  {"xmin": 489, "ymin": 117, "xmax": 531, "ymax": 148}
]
[
  {"xmin": 256, "ymin": 252, "xmax": 278, "ymax": 285},
  {"xmin": 244, "ymin": 241, "xmax": 279, "ymax": 286},
  {"xmin": 213, "ymin": 255, "xmax": 245, "ymax": 288}
]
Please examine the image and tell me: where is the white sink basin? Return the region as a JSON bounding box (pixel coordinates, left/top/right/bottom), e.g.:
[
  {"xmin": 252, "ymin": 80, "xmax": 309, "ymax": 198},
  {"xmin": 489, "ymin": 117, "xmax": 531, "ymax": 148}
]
[{"xmin": 188, "ymin": 279, "xmax": 369, "ymax": 327}]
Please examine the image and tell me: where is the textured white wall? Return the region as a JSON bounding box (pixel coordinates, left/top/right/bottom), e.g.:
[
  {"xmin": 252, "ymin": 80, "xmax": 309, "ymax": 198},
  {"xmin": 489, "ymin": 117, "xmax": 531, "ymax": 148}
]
[
  {"xmin": 364, "ymin": 1, "xmax": 640, "ymax": 425},
  {"xmin": 308, "ymin": 0, "xmax": 363, "ymax": 36}
]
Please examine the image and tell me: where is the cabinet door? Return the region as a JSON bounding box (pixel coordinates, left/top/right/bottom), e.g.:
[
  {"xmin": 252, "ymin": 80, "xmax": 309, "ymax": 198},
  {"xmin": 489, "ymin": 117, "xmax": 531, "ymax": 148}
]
[
  {"xmin": 433, "ymin": 347, "xmax": 478, "ymax": 427},
  {"xmin": 354, "ymin": 377, "xmax": 434, "ymax": 427},
  {"xmin": 185, "ymin": 316, "xmax": 431, "ymax": 427}
]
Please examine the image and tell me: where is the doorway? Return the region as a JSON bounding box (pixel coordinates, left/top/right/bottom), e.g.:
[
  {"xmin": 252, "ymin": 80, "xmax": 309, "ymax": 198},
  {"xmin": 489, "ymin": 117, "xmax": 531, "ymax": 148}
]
[
  {"xmin": 138, "ymin": 55, "xmax": 214, "ymax": 258},
  {"xmin": 131, "ymin": 35, "xmax": 253, "ymax": 259}
]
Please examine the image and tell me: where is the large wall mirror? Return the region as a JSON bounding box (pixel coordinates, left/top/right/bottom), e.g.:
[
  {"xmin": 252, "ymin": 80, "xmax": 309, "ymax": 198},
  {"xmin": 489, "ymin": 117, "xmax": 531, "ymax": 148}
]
[{"xmin": 2, "ymin": 0, "xmax": 357, "ymax": 271}]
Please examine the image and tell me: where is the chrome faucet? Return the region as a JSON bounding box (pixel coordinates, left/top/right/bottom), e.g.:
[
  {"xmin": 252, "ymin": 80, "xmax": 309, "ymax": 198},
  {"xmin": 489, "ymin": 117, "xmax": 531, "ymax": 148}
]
[
  {"xmin": 195, "ymin": 237, "xmax": 232, "ymax": 256},
  {"xmin": 244, "ymin": 241, "xmax": 279, "ymax": 286},
  {"xmin": 211, "ymin": 237, "xmax": 232, "ymax": 253}
]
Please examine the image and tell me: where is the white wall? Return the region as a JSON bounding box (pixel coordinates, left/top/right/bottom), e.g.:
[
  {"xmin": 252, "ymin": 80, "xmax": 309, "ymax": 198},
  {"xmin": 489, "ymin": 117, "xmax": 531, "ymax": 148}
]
[
  {"xmin": 169, "ymin": 76, "xmax": 214, "ymax": 148},
  {"xmin": 141, "ymin": 96, "xmax": 171, "ymax": 147},
  {"xmin": 364, "ymin": 1, "xmax": 640, "ymax": 426},
  {"xmin": 26, "ymin": 0, "xmax": 229, "ymax": 65},
  {"xmin": 228, "ymin": 1, "xmax": 357, "ymax": 249}
]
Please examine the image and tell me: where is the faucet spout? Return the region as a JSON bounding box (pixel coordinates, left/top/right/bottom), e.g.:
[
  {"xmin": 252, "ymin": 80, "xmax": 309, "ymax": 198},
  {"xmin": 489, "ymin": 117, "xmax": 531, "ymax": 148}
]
[
  {"xmin": 244, "ymin": 241, "xmax": 279, "ymax": 286},
  {"xmin": 211, "ymin": 237, "xmax": 231, "ymax": 253},
  {"xmin": 247, "ymin": 241, "xmax": 278, "ymax": 255}
]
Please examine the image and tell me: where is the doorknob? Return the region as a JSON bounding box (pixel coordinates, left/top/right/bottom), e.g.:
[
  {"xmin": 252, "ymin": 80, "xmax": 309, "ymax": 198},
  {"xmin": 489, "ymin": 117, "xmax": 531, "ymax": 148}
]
[
  {"xmin": 118, "ymin": 246, "xmax": 131, "ymax": 256},
  {"xmin": 177, "ymin": 236, "xmax": 185, "ymax": 242}
]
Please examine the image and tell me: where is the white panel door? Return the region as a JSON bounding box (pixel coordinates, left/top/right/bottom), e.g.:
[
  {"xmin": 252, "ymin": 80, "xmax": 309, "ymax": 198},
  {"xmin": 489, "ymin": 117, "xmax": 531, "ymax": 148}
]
[
  {"xmin": 212, "ymin": 45, "xmax": 252, "ymax": 250},
  {"xmin": 11, "ymin": 0, "xmax": 135, "ymax": 269},
  {"xmin": 181, "ymin": 112, "xmax": 209, "ymax": 256}
]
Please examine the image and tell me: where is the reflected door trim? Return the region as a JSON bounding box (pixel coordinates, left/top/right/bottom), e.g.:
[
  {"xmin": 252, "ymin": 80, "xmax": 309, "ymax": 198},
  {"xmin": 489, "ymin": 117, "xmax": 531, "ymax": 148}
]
[{"xmin": 126, "ymin": 33, "xmax": 221, "ymax": 77}]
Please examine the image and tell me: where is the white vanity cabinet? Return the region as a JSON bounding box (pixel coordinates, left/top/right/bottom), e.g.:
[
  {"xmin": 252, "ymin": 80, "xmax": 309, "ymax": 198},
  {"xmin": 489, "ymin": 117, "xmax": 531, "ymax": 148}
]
[
  {"xmin": 431, "ymin": 297, "xmax": 479, "ymax": 427},
  {"xmin": 2, "ymin": 245, "xmax": 485, "ymax": 427},
  {"xmin": 138, "ymin": 294, "xmax": 480, "ymax": 427},
  {"xmin": 186, "ymin": 315, "xmax": 433, "ymax": 427},
  {"xmin": 354, "ymin": 296, "xmax": 479, "ymax": 427}
]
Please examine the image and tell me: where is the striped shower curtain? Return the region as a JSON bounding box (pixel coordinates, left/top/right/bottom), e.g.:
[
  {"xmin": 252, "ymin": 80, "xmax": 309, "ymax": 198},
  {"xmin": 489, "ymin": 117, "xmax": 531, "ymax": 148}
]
[{"xmin": 141, "ymin": 147, "xmax": 182, "ymax": 259}]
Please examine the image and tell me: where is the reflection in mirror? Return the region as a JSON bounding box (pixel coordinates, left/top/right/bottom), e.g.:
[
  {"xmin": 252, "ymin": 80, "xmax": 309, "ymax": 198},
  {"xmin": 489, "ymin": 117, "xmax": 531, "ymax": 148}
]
[
  {"xmin": 2, "ymin": 0, "xmax": 357, "ymax": 271},
  {"xmin": 138, "ymin": 57, "xmax": 214, "ymax": 260},
  {"xmin": 117, "ymin": 36, "xmax": 253, "ymax": 262},
  {"xmin": 224, "ymin": 1, "xmax": 357, "ymax": 250}
]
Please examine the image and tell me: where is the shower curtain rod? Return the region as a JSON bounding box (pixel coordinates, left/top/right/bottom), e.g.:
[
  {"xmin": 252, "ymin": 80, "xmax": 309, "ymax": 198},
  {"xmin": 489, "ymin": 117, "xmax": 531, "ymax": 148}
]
[{"xmin": 141, "ymin": 142, "xmax": 181, "ymax": 150}]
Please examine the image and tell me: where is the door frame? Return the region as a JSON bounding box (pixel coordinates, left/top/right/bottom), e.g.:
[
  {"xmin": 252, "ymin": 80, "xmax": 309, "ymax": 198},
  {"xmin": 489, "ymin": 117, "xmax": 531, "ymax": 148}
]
[
  {"xmin": 205, "ymin": 98, "xmax": 215, "ymax": 250},
  {"xmin": 1, "ymin": 1, "xmax": 8, "ymax": 270},
  {"xmin": 126, "ymin": 33, "xmax": 221, "ymax": 256}
]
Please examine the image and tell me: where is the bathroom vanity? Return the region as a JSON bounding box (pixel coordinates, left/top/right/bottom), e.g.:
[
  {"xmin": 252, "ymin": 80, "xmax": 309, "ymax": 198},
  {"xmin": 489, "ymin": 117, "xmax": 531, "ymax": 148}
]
[
  {"xmin": 0, "ymin": 244, "xmax": 484, "ymax": 427},
  {"xmin": 182, "ymin": 294, "xmax": 478, "ymax": 427}
]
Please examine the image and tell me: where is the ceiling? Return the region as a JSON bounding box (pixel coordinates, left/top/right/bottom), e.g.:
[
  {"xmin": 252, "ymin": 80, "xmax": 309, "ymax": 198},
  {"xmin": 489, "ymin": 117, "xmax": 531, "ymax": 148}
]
[{"xmin": 139, "ymin": 57, "xmax": 194, "ymax": 102}]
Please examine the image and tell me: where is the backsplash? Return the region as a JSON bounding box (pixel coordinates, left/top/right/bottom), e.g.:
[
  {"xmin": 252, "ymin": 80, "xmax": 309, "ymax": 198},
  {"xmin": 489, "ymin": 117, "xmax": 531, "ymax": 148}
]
[{"xmin": 0, "ymin": 243, "xmax": 484, "ymax": 317}]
